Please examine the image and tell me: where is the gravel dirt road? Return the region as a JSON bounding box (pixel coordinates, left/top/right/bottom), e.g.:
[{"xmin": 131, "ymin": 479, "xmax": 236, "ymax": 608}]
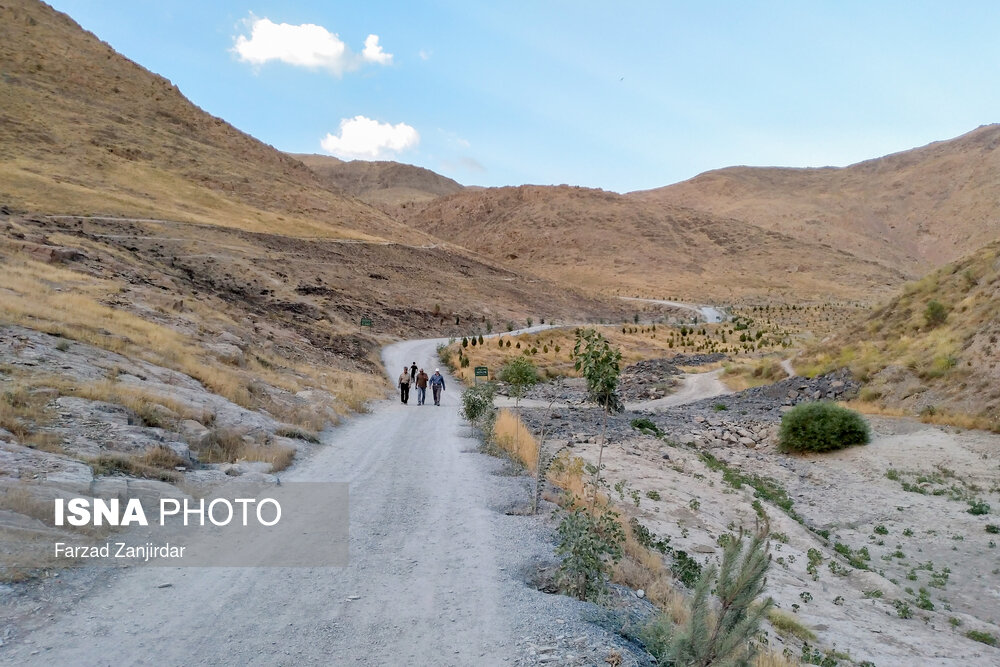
[{"xmin": 4, "ymin": 336, "xmax": 636, "ymax": 666}]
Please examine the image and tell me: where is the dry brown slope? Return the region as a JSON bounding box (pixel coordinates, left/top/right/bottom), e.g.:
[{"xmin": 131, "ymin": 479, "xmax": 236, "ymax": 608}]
[
  {"xmin": 0, "ymin": 0, "xmax": 420, "ymax": 242},
  {"xmin": 634, "ymin": 125, "xmax": 1000, "ymax": 275},
  {"xmin": 401, "ymin": 184, "xmax": 905, "ymax": 301},
  {"xmin": 798, "ymin": 240, "xmax": 1000, "ymax": 426},
  {"xmin": 292, "ymin": 154, "xmax": 464, "ymax": 207}
]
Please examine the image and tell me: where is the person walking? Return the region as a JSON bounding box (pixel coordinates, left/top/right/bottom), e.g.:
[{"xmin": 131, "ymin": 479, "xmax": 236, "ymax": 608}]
[
  {"xmin": 410, "ymin": 361, "xmax": 418, "ymax": 384},
  {"xmin": 415, "ymin": 368, "xmax": 429, "ymax": 405},
  {"xmin": 429, "ymin": 369, "xmax": 446, "ymax": 406},
  {"xmin": 398, "ymin": 366, "xmax": 411, "ymax": 404}
]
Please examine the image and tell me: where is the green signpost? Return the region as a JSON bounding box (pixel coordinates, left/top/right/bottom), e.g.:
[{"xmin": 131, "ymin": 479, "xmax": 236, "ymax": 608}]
[{"xmin": 474, "ymin": 366, "xmax": 489, "ymax": 384}]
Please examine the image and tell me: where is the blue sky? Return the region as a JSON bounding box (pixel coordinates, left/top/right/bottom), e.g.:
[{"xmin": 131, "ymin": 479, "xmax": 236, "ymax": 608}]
[{"xmin": 48, "ymin": 1, "xmax": 1000, "ymax": 192}]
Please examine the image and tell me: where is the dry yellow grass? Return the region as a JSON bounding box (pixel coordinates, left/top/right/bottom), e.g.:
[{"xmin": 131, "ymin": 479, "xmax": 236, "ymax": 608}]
[
  {"xmin": 239, "ymin": 443, "xmax": 297, "ymax": 472},
  {"xmin": 722, "ymin": 357, "xmax": 789, "ymax": 391},
  {"xmin": 767, "ymin": 608, "xmax": 817, "ymax": 642},
  {"xmin": 492, "ymin": 409, "xmax": 539, "ymax": 472},
  {"xmin": 754, "ymin": 651, "xmax": 799, "ymax": 667},
  {"xmin": 0, "ymin": 485, "xmax": 55, "ymax": 524},
  {"xmin": 798, "ymin": 241, "xmax": 1000, "ymax": 422},
  {"xmin": 0, "ymin": 253, "xmax": 381, "ymax": 428}
]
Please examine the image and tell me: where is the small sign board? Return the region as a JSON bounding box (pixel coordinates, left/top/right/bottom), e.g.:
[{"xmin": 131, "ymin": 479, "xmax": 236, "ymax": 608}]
[
  {"xmin": 360, "ymin": 317, "xmax": 373, "ymax": 328},
  {"xmin": 474, "ymin": 366, "xmax": 489, "ymax": 378}
]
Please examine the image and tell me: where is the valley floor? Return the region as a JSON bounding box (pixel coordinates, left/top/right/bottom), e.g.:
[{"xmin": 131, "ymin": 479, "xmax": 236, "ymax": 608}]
[{"xmin": 0, "ymin": 337, "xmax": 646, "ymax": 666}]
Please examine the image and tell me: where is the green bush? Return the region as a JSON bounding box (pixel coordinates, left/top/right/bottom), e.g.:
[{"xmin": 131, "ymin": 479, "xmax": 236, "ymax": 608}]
[
  {"xmin": 630, "ymin": 417, "xmax": 662, "ymax": 436},
  {"xmin": 555, "ymin": 507, "xmax": 624, "ymax": 600},
  {"xmin": 924, "ymin": 300, "xmax": 949, "ymax": 328},
  {"xmin": 460, "ymin": 383, "xmax": 496, "ymax": 426},
  {"xmin": 778, "ymin": 401, "xmax": 870, "ymax": 453},
  {"xmin": 966, "ymin": 630, "xmax": 997, "ymax": 647}
]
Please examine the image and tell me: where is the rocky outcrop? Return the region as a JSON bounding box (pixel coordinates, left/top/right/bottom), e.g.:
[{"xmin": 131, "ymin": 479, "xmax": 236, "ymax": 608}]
[{"xmin": 521, "ymin": 370, "xmax": 860, "ymax": 452}]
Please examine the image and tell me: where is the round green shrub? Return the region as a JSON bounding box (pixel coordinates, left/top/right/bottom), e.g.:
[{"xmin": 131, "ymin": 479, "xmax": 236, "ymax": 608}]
[{"xmin": 778, "ymin": 401, "xmax": 870, "ymax": 453}]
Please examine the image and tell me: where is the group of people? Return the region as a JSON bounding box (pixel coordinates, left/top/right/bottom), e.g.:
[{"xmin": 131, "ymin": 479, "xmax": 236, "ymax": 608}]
[{"xmin": 398, "ymin": 362, "xmax": 446, "ymax": 406}]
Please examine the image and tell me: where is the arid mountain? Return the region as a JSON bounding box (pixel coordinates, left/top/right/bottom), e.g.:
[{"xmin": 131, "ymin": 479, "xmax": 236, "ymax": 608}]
[
  {"xmin": 634, "ymin": 125, "xmax": 1000, "ymax": 275},
  {"xmin": 798, "ymin": 240, "xmax": 1000, "ymax": 427},
  {"xmin": 400, "ymin": 185, "xmax": 905, "ymax": 301},
  {"xmin": 0, "ymin": 0, "xmax": 627, "ymax": 327},
  {"xmin": 0, "ymin": 0, "xmax": 419, "ymax": 242},
  {"xmin": 291, "ymin": 154, "xmax": 464, "ymax": 207}
]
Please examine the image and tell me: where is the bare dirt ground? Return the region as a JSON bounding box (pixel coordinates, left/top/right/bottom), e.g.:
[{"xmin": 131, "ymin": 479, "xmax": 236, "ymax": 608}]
[
  {"xmin": 559, "ymin": 415, "xmax": 1000, "ymax": 665},
  {"xmin": 0, "ymin": 336, "xmax": 648, "ymax": 666}
]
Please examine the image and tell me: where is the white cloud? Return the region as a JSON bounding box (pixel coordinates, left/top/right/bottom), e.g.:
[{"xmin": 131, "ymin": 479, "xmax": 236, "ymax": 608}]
[
  {"xmin": 362, "ymin": 34, "xmax": 392, "ymax": 65},
  {"xmin": 418, "ymin": 49, "xmax": 431, "ymax": 61},
  {"xmin": 320, "ymin": 116, "xmax": 419, "ymax": 160},
  {"xmin": 233, "ymin": 16, "xmax": 392, "ymax": 76}
]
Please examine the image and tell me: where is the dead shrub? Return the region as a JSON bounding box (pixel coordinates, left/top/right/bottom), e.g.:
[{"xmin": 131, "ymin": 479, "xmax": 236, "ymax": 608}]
[
  {"xmin": 137, "ymin": 445, "xmax": 186, "ymax": 470},
  {"xmin": 89, "ymin": 453, "xmax": 180, "ymax": 483}
]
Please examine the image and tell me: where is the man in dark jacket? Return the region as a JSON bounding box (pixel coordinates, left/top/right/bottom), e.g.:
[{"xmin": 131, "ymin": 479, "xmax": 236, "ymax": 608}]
[
  {"xmin": 398, "ymin": 367, "xmax": 411, "ymax": 404},
  {"xmin": 410, "ymin": 362, "xmax": 418, "ymax": 383},
  {"xmin": 429, "ymin": 369, "xmax": 446, "ymax": 406},
  {"xmin": 415, "ymin": 368, "xmax": 429, "ymax": 405}
]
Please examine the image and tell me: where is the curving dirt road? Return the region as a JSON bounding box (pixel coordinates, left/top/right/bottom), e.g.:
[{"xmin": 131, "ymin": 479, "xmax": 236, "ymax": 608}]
[
  {"xmin": 618, "ymin": 297, "xmax": 726, "ymax": 323},
  {"xmin": 3, "ymin": 336, "xmax": 608, "ymax": 666}
]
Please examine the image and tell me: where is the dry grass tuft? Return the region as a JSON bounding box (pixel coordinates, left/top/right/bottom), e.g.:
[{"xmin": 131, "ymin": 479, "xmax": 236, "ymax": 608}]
[
  {"xmin": 89, "ymin": 453, "xmax": 181, "ymax": 483},
  {"xmin": 493, "ymin": 409, "xmax": 540, "ymax": 472},
  {"xmin": 0, "ymin": 381, "xmax": 61, "ymax": 451},
  {"xmin": 239, "ymin": 443, "xmax": 297, "ymax": 472},
  {"xmin": 274, "ymin": 426, "xmax": 320, "ymax": 444},
  {"xmin": 721, "ymin": 357, "xmax": 788, "ymax": 391},
  {"xmin": 136, "ymin": 445, "xmax": 187, "ymax": 470},
  {"xmin": 754, "ymin": 651, "xmax": 800, "ymax": 667},
  {"xmin": 767, "ymin": 608, "xmax": 817, "ymax": 642},
  {"xmin": 0, "ymin": 486, "xmax": 55, "ymax": 524},
  {"xmin": 194, "ymin": 427, "xmax": 297, "ymax": 472}
]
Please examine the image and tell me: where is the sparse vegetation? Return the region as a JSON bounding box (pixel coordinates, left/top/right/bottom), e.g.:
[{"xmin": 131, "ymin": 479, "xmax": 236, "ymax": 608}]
[{"xmin": 965, "ymin": 630, "xmax": 998, "ymax": 647}]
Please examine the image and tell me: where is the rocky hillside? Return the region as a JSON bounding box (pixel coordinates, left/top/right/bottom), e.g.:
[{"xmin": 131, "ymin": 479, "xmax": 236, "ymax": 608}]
[
  {"xmin": 0, "ymin": 0, "xmax": 417, "ymax": 242},
  {"xmin": 292, "ymin": 154, "xmax": 464, "ymax": 207},
  {"xmin": 797, "ymin": 240, "xmax": 1000, "ymax": 428},
  {"xmin": 400, "ymin": 185, "xmax": 905, "ymax": 301},
  {"xmin": 635, "ymin": 125, "xmax": 1000, "ymax": 276}
]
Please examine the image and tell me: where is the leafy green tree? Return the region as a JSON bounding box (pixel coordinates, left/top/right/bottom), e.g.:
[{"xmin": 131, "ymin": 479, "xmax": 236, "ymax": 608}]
[
  {"xmin": 573, "ymin": 328, "xmax": 623, "ymax": 509},
  {"xmin": 499, "ymin": 357, "xmax": 540, "ymax": 408},
  {"xmin": 462, "ymin": 336, "xmax": 469, "ymax": 348}
]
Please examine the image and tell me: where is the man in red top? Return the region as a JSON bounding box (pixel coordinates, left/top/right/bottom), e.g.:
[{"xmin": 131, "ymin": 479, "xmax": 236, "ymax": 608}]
[{"xmin": 415, "ymin": 368, "xmax": 429, "ymax": 405}]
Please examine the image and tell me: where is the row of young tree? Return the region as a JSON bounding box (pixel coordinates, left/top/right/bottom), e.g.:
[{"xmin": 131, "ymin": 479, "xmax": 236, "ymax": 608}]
[{"xmin": 460, "ymin": 328, "xmax": 776, "ymax": 665}]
